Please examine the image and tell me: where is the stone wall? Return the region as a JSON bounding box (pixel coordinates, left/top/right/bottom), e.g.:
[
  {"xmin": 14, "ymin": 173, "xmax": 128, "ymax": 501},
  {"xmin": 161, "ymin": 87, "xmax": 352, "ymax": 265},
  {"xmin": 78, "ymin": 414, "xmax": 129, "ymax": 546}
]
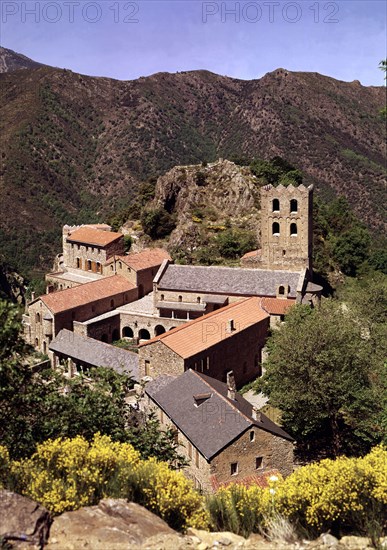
[
  {"xmin": 210, "ymin": 426, "xmax": 294, "ymax": 484},
  {"xmin": 139, "ymin": 316, "xmax": 269, "ymax": 388},
  {"xmin": 258, "ymin": 184, "xmax": 313, "ymax": 272}
]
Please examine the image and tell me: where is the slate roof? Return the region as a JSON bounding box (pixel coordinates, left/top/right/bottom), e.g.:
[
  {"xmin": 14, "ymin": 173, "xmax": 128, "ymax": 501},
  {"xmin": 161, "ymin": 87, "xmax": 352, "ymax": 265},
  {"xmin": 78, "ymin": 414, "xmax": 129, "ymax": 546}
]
[
  {"xmin": 140, "ymin": 297, "xmax": 269, "ymax": 358},
  {"xmin": 50, "ymin": 329, "xmax": 139, "ymax": 379},
  {"xmin": 260, "ymin": 297, "xmax": 296, "ymax": 316},
  {"xmin": 157, "ymin": 264, "xmax": 301, "ymax": 298},
  {"xmin": 146, "ymin": 370, "xmax": 293, "ymax": 460},
  {"xmin": 67, "ymin": 227, "xmax": 123, "ymax": 247},
  {"xmin": 41, "ymin": 275, "xmax": 135, "ymax": 314}
]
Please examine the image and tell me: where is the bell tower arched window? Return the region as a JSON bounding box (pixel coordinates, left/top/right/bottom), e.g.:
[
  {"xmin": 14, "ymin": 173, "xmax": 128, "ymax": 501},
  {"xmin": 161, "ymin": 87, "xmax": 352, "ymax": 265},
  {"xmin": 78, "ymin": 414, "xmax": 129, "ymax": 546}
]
[
  {"xmin": 272, "ymin": 222, "xmax": 280, "ymax": 236},
  {"xmin": 290, "ymin": 199, "xmax": 298, "ymax": 213},
  {"xmin": 272, "ymin": 198, "xmax": 280, "ymax": 212},
  {"xmin": 290, "ymin": 223, "xmax": 298, "ymax": 236}
]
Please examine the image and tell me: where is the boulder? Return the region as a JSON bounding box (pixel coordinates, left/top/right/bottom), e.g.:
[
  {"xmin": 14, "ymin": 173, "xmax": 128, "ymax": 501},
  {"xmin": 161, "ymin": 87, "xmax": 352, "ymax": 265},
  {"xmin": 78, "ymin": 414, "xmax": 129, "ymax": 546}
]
[
  {"xmin": 46, "ymin": 499, "xmax": 175, "ymax": 549},
  {"xmin": 339, "ymin": 536, "xmax": 372, "ymax": 549},
  {"xmin": 0, "ymin": 490, "xmax": 51, "ymax": 549}
]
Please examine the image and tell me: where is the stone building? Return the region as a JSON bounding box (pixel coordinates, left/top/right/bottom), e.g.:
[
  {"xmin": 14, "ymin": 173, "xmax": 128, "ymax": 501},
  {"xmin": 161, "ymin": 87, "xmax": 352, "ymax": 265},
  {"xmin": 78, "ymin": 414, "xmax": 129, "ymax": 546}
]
[
  {"xmin": 139, "ymin": 297, "xmax": 270, "ymax": 387},
  {"xmin": 47, "ymin": 225, "xmax": 124, "ymax": 291},
  {"xmin": 49, "ymin": 329, "xmax": 139, "ymax": 380},
  {"xmin": 103, "ymin": 248, "xmax": 171, "ymax": 297},
  {"xmin": 242, "ymin": 184, "xmax": 314, "ymax": 273},
  {"xmin": 24, "ymin": 275, "xmax": 138, "ymax": 354},
  {"xmin": 145, "ymin": 369, "xmax": 294, "ymax": 492}
]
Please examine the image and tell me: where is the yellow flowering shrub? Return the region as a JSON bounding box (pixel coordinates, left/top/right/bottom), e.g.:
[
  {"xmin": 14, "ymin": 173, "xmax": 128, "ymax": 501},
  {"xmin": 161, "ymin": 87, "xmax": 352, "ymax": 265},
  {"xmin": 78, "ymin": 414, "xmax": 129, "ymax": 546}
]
[
  {"xmin": 5, "ymin": 434, "xmax": 207, "ymax": 531},
  {"xmin": 275, "ymin": 446, "xmax": 387, "ymax": 534},
  {"xmin": 13, "ymin": 434, "xmax": 141, "ymax": 514}
]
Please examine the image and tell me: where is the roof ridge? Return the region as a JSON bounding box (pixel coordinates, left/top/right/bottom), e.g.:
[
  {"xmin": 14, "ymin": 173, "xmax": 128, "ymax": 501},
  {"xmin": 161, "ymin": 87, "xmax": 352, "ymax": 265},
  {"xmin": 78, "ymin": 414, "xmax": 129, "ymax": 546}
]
[
  {"xmin": 139, "ymin": 297, "xmax": 252, "ymax": 348},
  {"xmin": 41, "ymin": 274, "xmax": 122, "ymax": 300},
  {"xmin": 166, "ymin": 264, "xmax": 301, "ymax": 275},
  {"xmin": 192, "ymin": 370, "xmax": 255, "ymax": 425}
]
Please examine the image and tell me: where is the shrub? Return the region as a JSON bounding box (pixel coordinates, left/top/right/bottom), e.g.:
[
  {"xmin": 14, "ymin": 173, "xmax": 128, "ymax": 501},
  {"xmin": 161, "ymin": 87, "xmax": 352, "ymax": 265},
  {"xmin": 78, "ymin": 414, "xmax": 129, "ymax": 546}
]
[
  {"xmin": 141, "ymin": 207, "xmax": 176, "ymax": 239},
  {"xmin": 5, "ymin": 434, "xmax": 208, "ymax": 531},
  {"xmin": 216, "ymin": 229, "xmax": 257, "ymax": 259}
]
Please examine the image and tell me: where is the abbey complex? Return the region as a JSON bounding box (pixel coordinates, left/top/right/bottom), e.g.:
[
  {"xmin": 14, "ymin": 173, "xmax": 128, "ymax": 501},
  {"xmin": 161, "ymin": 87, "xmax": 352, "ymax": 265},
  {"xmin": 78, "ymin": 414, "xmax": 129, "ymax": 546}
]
[{"xmin": 22, "ymin": 183, "xmax": 322, "ymax": 492}]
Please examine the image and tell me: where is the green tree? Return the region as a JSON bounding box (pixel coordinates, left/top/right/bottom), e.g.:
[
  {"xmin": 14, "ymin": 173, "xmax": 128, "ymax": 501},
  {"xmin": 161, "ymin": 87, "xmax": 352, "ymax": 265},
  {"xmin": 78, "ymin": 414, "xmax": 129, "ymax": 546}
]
[
  {"xmin": 141, "ymin": 207, "xmax": 176, "ymax": 239},
  {"xmin": 216, "ymin": 228, "xmax": 257, "ymax": 259},
  {"xmin": 0, "ymin": 301, "xmax": 185, "ymax": 465},
  {"xmin": 254, "ymin": 300, "xmax": 384, "ymax": 460},
  {"xmin": 332, "ymin": 226, "xmax": 370, "ymax": 276}
]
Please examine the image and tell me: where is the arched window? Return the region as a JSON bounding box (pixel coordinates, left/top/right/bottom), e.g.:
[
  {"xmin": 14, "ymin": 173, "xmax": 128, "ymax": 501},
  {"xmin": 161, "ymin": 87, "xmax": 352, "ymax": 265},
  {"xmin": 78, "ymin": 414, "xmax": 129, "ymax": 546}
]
[
  {"xmin": 290, "ymin": 199, "xmax": 298, "ymax": 213},
  {"xmin": 290, "ymin": 223, "xmax": 298, "ymax": 236},
  {"xmin": 118, "ymin": 261, "xmax": 122, "ymax": 269},
  {"xmin": 197, "ymin": 297, "xmax": 201, "ymax": 303},
  {"xmin": 155, "ymin": 325, "xmax": 166, "ymax": 336},
  {"xmin": 139, "ymin": 328, "xmax": 151, "ymax": 340},
  {"xmin": 87, "ymin": 260, "xmax": 92, "ymax": 271},
  {"xmin": 272, "ymin": 198, "xmax": 280, "ymax": 212},
  {"xmin": 279, "ymin": 285, "xmax": 285, "ymax": 295},
  {"xmin": 123, "ymin": 326, "xmax": 134, "ymax": 338},
  {"xmin": 178, "ymin": 295, "xmax": 182, "ymax": 302},
  {"xmin": 76, "ymin": 258, "xmax": 81, "ymax": 268},
  {"xmin": 96, "ymin": 262, "xmax": 101, "ymax": 273},
  {"xmin": 160, "ymin": 294, "xmax": 164, "ymax": 301},
  {"xmin": 110, "ymin": 265, "xmax": 114, "ymax": 271},
  {"xmin": 272, "ymin": 222, "xmax": 280, "ymax": 235},
  {"xmin": 36, "ymin": 312, "xmax": 41, "ymax": 323}
]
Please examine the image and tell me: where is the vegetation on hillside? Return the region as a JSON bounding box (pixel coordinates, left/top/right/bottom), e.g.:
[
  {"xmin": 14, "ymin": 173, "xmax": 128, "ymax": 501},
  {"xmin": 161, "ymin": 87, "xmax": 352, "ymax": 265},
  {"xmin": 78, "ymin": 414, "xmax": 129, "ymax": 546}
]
[
  {"xmin": 252, "ymin": 284, "xmax": 387, "ymax": 461},
  {"xmin": 0, "ymin": 300, "xmax": 184, "ymax": 464}
]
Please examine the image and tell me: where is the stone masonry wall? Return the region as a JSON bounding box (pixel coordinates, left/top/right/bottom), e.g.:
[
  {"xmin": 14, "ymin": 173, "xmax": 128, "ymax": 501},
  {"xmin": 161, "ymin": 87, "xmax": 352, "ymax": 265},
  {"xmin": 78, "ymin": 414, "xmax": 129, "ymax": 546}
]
[{"xmin": 139, "ymin": 341, "xmax": 184, "ymax": 378}]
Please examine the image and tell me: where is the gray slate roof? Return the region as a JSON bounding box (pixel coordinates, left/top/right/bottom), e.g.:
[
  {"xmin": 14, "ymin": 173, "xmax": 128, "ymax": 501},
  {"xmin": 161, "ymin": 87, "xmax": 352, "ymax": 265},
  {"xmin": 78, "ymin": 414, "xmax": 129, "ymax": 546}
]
[
  {"xmin": 146, "ymin": 370, "xmax": 293, "ymax": 460},
  {"xmin": 157, "ymin": 264, "xmax": 301, "ymax": 298},
  {"xmin": 50, "ymin": 329, "xmax": 139, "ymax": 380}
]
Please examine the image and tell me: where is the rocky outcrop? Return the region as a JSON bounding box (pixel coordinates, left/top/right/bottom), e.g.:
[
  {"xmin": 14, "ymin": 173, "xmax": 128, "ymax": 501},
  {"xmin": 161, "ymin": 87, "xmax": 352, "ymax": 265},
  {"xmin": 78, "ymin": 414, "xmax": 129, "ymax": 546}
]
[
  {"xmin": 0, "ymin": 259, "xmax": 26, "ymax": 303},
  {"xmin": 152, "ymin": 159, "xmax": 260, "ymax": 255},
  {"xmin": 0, "ymin": 490, "xmax": 51, "ymax": 549},
  {"xmin": 46, "ymin": 499, "xmax": 176, "ymax": 549}
]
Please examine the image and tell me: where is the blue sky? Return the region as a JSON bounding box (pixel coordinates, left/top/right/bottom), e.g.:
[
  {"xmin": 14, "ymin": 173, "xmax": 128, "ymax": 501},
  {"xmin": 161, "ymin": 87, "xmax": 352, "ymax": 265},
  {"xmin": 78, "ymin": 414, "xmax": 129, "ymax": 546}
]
[{"xmin": 1, "ymin": 1, "xmax": 386, "ymax": 85}]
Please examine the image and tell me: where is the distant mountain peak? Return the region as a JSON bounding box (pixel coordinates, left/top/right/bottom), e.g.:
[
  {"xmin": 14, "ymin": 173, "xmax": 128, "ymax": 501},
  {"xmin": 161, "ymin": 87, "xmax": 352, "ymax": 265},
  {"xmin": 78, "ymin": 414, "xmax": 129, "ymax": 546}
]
[{"xmin": 0, "ymin": 46, "xmax": 45, "ymax": 73}]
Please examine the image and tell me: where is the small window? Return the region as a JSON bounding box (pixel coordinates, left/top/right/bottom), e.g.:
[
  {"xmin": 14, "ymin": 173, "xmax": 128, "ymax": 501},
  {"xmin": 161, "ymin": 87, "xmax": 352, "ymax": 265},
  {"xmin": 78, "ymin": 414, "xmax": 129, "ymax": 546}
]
[
  {"xmin": 272, "ymin": 222, "xmax": 280, "ymax": 236},
  {"xmin": 290, "ymin": 199, "xmax": 298, "ymax": 213},
  {"xmin": 231, "ymin": 462, "xmax": 238, "ymax": 476},
  {"xmin": 160, "ymin": 294, "xmax": 164, "ymax": 301},
  {"xmin": 76, "ymin": 258, "xmax": 81, "ymax": 268},
  {"xmin": 87, "ymin": 260, "xmax": 92, "ymax": 271},
  {"xmin": 272, "ymin": 198, "xmax": 280, "ymax": 212},
  {"xmin": 290, "ymin": 223, "xmax": 298, "ymax": 236},
  {"xmin": 279, "ymin": 285, "xmax": 285, "ymax": 295},
  {"xmin": 110, "ymin": 265, "xmax": 114, "ymax": 271},
  {"xmin": 36, "ymin": 312, "xmax": 41, "ymax": 323},
  {"xmin": 250, "ymin": 431, "xmax": 255, "ymax": 442},
  {"xmin": 178, "ymin": 295, "xmax": 182, "ymax": 302},
  {"xmin": 197, "ymin": 296, "xmax": 201, "ymax": 303},
  {"xmin": 255, "ymin": 457, "xmax": 263, "ymax": 469},
  {"xmin": 118, "ymin": 261, "xmax": 122, "ymax": 269}
]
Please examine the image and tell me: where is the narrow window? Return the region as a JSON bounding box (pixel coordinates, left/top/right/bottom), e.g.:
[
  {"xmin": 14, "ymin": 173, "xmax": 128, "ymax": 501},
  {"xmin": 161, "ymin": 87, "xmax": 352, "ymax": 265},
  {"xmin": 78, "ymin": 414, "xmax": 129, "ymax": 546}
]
[
  {"xmin": 36, "ymin": 312, "xmax": 41, "ymax": 323},
  {"xmin": 250, "ymin": 431, "xmax": 255, "ymax": 442},
  {"xmin": 118, "ymin": 261, "xmax": 122, "ymax": 269},
  {"xmin": 272, "ymin": 222, "xmax": 280, "ymax": 236},
  {"xmin": 178, "ymin": 295, "xmax": 182, "ymax": 302},
  {"xmin": 195, "ymin": 449, "xmax": 200, "ymax": 468},
  {"xmin": 255, "ymin": 457, "xmax": 263, "ymax": 469},
  {"xmin": 87, "ymin": 260, "xmax": 92, "ymax": 270},
  {"xmin": 231, "ymin": 462, "xmax": 238, "ymax": 476},
  {"xmin": 197, "ymin": 296, "xmax": 201, "ymax": 303},
  {"xmin": 272, "ymin": 198, "xmax": 280, "ymax": 212},
  {"xmin": 290, "ymin": 223, "xmax": 298, "ymax": 236},
  {"xmin": 290, "ymin": 199, "xmax": 298, "ymax": 213},
  {"xmin": 76, "ymin": 258, "xmax": 80, "ymax": 268},
  {"xmin": 279, "ymin": 285, "xmax": 285, "ymax": 295},
  {"xmin": 145, "ymin": 360, "xmax": 150, "ymax": 376},
  {"xmin": 110, "ymin": 265, "xmax": 114, "ymax": 271},
  {"xmin": 160, "ymin": 294, "xmax": 164, "ymax": 301}
]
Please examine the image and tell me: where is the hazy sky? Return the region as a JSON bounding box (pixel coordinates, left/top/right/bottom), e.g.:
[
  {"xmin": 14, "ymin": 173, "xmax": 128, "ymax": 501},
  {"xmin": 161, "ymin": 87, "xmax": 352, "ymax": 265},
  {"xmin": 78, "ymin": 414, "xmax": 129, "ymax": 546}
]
[{"xmin": 1, "ymin": 0, "xmax": 386, "ymax": 85}]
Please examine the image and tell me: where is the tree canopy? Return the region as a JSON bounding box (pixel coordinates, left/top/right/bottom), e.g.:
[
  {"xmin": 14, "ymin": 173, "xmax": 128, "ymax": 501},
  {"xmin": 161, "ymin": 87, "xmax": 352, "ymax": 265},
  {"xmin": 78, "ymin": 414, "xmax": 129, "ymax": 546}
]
[
  {"xmin": 0, "ymin": 300, "xmax": 183, "ymax": 464},
  {"xmin": 254, "ymin": 298, "xmax": 386, "ymax": 460}
]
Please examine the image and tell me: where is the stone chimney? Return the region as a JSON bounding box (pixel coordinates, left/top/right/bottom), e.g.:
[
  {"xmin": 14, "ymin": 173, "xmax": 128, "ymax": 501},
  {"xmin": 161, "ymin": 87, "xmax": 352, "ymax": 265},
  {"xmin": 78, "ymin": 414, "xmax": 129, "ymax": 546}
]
[
  {"xmin": 252, "ymin": 406, "xmax": 262, "ymax": 422},
  {"xmin": 226, "ymin": 371, "xmax": 236, "ymax": 400},
  {"xmin": 227, "ymin": 319, "xmax": 235, "ymax": 333}
]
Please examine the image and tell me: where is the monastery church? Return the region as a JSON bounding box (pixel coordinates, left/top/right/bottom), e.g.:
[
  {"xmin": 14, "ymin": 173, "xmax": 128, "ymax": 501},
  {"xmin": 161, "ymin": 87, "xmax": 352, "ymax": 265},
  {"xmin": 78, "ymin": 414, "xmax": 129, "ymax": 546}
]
[{"xmin": 23, "ymin": 183, "xmax": 321, "ymax": 490}]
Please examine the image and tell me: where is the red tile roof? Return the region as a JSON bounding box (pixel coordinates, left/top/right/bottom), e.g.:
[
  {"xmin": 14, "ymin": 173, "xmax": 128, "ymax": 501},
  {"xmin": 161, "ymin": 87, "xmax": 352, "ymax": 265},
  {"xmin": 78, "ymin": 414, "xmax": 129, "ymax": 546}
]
[
  {"xmin": 41, "ymin": 275, "xmax": 135, "ymax": 314},
  {"xmin": 106, "ymin": 248, "xmax": 171, "ymax": 271},
  {"xmin": 140, "ymin": 297, "xmax": 269, "ymax": 358},
  {"xmin": 66, "ymin": 227, "xmax": 123, "ymax": 247},
  {"xmin": 260, "ymin": 297, "xmax": 295, "ymax": 316}
]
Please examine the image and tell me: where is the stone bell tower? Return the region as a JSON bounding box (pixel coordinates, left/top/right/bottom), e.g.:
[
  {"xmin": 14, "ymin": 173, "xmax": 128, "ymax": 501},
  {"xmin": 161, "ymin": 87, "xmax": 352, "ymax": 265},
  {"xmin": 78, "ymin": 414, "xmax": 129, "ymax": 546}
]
[{"xmin": 258, "ymin": 184, "xmax": 313, "ymax": 272}]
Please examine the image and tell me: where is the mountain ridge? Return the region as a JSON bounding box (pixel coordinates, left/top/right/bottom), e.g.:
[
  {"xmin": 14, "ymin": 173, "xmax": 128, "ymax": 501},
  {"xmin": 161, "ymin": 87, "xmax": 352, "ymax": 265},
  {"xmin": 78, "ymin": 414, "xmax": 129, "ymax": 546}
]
[{"xmin": 0, "ymin": 50, "xmax": 385, "ymax": 277}]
